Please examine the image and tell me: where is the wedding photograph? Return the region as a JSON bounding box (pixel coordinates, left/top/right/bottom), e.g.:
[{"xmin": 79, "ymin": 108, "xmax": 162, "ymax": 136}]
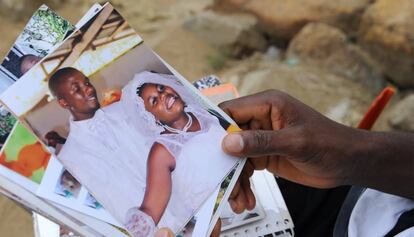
[{"xmin": 0, "ymin": 4, "xmax": 241, "ymax": 236}]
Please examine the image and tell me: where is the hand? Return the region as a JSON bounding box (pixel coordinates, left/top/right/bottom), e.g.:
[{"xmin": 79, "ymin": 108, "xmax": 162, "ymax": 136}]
[
  {"xmin": 44, "ymin": 131, "xmax": 66, "ymax": 148},
  {"xmin": 219, "ymin": 90, "xmax": 366, "ymax": 212}
]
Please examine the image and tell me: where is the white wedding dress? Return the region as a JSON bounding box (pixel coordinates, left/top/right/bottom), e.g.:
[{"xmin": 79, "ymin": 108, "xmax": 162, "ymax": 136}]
[
  {"xmin": 121, "ymin": 71, "xmax": 238, "ymax": 236},
  {"xmin": 155, "ymin": 108, "xmax": 237, "ymax": 232}
]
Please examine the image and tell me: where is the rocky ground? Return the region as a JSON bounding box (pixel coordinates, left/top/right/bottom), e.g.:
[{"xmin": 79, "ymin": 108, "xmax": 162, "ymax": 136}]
[{"xmin": 1, "ymin": 0, "xmax": 414, "ymax": 236}]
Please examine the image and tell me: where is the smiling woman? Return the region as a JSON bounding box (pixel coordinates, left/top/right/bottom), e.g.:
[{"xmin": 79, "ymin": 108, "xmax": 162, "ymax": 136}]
[
  {"xmin": 120, "ymin": 71, "xmax": 237, "ymax": 236},
  {"xmin": 137, "ymin": 83, "xmax": 200, "ymax": 134}
]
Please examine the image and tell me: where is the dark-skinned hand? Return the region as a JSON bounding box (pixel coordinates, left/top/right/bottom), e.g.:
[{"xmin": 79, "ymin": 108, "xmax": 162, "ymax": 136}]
[{"xmin": 219, "ymin": 90, "xmax": 373, "ymax": 213}]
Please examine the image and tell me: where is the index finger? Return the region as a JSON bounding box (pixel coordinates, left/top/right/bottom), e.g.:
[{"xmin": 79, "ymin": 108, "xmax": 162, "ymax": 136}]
[{"xmin": 219, "ymin": 90, "xmax": 286, "ymax": 130}]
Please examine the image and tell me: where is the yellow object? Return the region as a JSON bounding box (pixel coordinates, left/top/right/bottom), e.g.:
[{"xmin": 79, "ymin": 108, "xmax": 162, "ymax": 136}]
[{"xmin": 227, "ymin": 124, "xmax": 242, "ymax": 133}]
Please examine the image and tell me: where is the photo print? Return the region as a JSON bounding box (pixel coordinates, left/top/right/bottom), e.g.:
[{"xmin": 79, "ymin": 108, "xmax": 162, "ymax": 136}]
[
  {"xmin": 0, "ymin": 107, "xmax": 17, "ymax": 150},
  {"xmin": 220, "ymin": 201, "xmax": 266, "ymax": 232},
  {"xmin": 0, "ymin": 5, "xmax": 74, "ymax": 153},
  {"xmin": 84, "ymin": 192, "xmax": 103, "ymax": 209},
  {"xmin": 37, "ymin": 155, "xmax": 120, "ymax": 226},
  {"xmin": 0, "ymin": 5, "xmax": 74, "ymax": 93},
  {"xmin": 0, "ymin": 5, "xmax": 142, "ymax": 237},
  {"xmin": 55, "ymin": 169, "xmax": 81, "ymax": 198},
  {"xmin": 1, "ymin": 3, "xmax": 243, "ymax": 236},
  {"xmin": 0, "ymin": 122, "xmax": 51, "ymax": 185}
]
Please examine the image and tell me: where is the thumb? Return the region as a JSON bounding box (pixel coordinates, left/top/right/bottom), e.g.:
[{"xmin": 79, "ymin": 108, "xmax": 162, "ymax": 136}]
[{"xmin": 222, "ymin": 130, "xmax": 293, "ymax": 157}]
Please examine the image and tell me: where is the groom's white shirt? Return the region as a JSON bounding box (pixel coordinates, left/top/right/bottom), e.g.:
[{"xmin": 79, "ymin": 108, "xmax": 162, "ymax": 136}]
[{"xmin": 58, "ymin": 101, "xmax": 150, "ymax": 223}]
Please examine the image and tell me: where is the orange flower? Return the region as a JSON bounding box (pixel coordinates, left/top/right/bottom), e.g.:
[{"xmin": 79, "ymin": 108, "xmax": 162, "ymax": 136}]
[{"xmin": 101, "ymin": 90, "xmax": 122, "ymax": 107}]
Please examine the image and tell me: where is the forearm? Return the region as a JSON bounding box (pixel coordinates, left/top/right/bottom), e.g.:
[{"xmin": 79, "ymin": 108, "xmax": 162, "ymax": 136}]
[
  {"xmin": 344, "ymin": 130, "xmax": 414, "ymax": 200},
  {"xmin": 139, "ymin": 205, "xmax": 162, "ymax": 224},
  {"xmin": 220, "ymin": 90, "xmax": 414, "ymax": 200},
  {"xmin": 140, "ymin": 144, "xmax": 175, "ymax": 224},
  {"xmin": 139, "ymin": 177, "xmax": 172, "ymax": 224}
]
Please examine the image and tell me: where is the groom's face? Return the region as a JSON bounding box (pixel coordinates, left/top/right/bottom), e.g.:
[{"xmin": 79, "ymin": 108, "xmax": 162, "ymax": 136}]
[{"xmin": 55, "ymin": 71, "xmax": 100, "ymax": 120}]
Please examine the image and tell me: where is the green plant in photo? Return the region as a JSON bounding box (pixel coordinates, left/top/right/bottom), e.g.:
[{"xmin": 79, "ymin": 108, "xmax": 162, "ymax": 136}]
[
  {"xmin": 35, "ymin": 8, "xmax": 74, "ymax": 44},
  {"xmin": 214, "ymin": 168, "xmax": 236, "ymax": 212},
  {"xmin": 0, "ymin": 110, "xmax": 17, "ymax": 138},
  {"xmin": 21, "ymin": 6, "xmax": 75, "ymax": 56}
]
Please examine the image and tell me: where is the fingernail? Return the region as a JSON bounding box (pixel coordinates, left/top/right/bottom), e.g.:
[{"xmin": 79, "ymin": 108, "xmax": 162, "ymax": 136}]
[{"xmin": 223, "ymin": 133, "xmax": 244, "ymax": 153}]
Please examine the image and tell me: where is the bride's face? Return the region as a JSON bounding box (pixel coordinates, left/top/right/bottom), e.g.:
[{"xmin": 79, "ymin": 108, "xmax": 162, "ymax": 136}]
[{"xmin": 139, "ymin": 83, "xmax": 185, "ymax": 125}]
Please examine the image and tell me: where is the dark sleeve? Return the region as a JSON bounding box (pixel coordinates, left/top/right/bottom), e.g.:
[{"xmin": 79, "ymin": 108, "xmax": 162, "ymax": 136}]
[{"xmin": 277, "ymin": 177, "xmax": 350, "ymax": 237}]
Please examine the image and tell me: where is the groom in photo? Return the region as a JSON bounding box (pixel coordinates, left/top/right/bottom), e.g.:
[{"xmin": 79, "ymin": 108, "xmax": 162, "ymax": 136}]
[{"xmin": 48, "ymin": 67, "xmax": 150, "ymax": 225}]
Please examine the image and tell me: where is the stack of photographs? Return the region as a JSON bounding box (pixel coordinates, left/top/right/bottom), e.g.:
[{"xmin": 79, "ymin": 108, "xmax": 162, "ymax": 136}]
[
  {"xmin": 0, "ymin": 2, "xmax": 293, "ymax": 237},
  {"xmin": 0, "ymin": 4, "xmax": 134, "ymax": 237}
]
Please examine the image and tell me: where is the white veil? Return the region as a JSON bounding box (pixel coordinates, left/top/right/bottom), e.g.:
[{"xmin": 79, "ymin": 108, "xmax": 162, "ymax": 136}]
[{"xmin": 120, "ymin": 71, "xmax": 219, "ymax": 158}]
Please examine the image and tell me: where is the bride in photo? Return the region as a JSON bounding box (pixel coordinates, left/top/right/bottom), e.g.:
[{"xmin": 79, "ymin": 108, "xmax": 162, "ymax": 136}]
[{"xmin": 120, "ymin": 71, "xmax": 237, "ymax": 236}]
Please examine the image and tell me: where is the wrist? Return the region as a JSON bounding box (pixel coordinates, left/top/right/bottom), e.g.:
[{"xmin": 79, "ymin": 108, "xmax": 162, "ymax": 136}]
[
  {"xmin": 332, "ymin": 127, "xmax": 414, "ymax": 200},
  {"xmin": 340, "ymin": 130, "xmax": 398, "ymax": 187},
  {"xmin": 333, "ymin": 127, "xmax": 378, "ymax": 186}
]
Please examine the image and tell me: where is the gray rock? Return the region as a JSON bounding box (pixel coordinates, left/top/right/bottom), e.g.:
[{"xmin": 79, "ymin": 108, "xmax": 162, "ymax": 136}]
[
  {"xmin": 389, "ymin": 94, "xmax": 414, "ymax": 131},
  {"xmin": 263, "ymin": 46, "xmax": 281, "ymax": 61},
  {"xmin": 212, "ymin": 0, "xmax": 373, "ymax": 41},
  {"xmin": 287, "ymin": 23, "xmax": 385, "ymax": 92},
  {"xmin": 184, "ymin": 10, "xmax": 267, "ymax": 57},
  {"xmin": 358, "ymin": 0, "xmax": 414, "ymax": 88},
  {"xmin": 218, "ymin": 55, "xmax": 374, "ymax": 126}
]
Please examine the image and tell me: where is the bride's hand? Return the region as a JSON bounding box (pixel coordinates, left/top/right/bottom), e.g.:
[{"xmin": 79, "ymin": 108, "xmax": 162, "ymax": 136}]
[{"xmin": 124, "ymin": 207, "xmax": 156, "ymax": 237}]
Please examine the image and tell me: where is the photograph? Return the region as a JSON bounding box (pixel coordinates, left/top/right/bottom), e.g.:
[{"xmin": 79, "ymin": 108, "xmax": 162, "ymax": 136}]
[
  {"xmin": 0, "ymin": 107, "xmax": 17, "ymax": 150},
  {"xmin": 0, "ymin": 122, "xmax": 51, "ymax": 185},
  {"xmin": 220, "ymin": 201, "xmax": 266, "ymax": 232},
  {"xmin": 0, "ymin": 3, "xmax": 242, "ymax": 236},
  {"xmin": 55, "ymin": 169, "xmax": 81, "ymax": 198},
  {"xmin": 219, "ymin": 171, "xmax": 294, "ymax": 237},
  {"xmin": 0, "ymin": 5, "xmax": 74, "ymax": 151},
  {"xmin": 0, "ymin": 5, "xmax": 74, "ymax": 93},
  {"xmin": 36, "ymin": 155, "xmax": 120, "ymax": 226},
  {"xmin": 84, "ymin": 192, "xmax": 103, "ymax": 209}
]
